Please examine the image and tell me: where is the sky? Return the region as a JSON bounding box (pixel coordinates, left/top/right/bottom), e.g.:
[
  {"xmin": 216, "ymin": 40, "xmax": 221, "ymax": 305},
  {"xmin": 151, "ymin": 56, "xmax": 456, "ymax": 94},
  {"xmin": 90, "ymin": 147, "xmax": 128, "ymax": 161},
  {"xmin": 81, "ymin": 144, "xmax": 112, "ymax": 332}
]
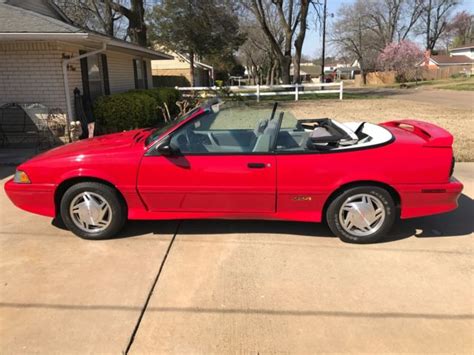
[{"xmin": 302, "ymin": 0, "xmax": 474, "ymax": 58}]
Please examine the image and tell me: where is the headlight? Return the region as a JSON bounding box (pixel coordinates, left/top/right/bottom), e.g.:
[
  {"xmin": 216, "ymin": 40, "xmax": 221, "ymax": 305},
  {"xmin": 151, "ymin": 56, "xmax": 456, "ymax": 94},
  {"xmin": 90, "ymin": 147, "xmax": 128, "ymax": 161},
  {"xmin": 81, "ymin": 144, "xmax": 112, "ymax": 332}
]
[{"xmin": 14, "ymin": 170, "xmax": 31, "ymax": 184}]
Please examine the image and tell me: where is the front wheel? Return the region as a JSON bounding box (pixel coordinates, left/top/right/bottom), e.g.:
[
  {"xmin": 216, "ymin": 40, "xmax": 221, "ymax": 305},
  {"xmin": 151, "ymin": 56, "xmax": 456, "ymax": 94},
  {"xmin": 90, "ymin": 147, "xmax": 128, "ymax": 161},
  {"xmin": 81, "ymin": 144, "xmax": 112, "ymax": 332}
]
[
  {"xmin": 326, "ymin": 186, "xmax": 396, "ymax": 244},
  {"xmin": 60, "ymin": 182, "xmax": 127, "ymax": 240}
]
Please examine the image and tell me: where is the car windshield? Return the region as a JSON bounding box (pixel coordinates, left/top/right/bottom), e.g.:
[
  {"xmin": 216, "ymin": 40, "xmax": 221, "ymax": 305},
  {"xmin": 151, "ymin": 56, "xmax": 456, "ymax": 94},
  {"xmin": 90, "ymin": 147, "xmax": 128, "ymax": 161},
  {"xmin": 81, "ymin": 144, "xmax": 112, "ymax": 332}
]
[
  {"xmin": 164, "ymin": 100, "xmax": 300, "ymax": 154},
  {"xmin": 145, "ymin": 107, "xmax": 201, "ymax": 146}
]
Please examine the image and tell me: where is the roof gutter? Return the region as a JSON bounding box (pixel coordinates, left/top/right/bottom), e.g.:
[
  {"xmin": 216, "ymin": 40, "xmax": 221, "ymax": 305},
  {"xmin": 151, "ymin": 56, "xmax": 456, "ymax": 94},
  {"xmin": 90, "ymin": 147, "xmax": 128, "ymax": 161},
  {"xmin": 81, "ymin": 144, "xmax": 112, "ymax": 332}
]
[
  {"xmin": 0, "ymin": 33, "xmax": 172, "ymax": 59},
  {"xmin": 0, "ymin": 32, "xmax": 89, "ymax": 41},
  {"xmin": 61, "ymin": 42, "xmax": 107, "ymax": 140}
]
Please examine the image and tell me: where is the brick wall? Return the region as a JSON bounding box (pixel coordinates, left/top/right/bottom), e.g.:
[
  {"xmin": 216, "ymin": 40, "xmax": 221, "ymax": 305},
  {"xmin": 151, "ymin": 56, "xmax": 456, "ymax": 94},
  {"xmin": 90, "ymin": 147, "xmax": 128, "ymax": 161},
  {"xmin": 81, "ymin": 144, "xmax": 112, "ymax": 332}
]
[
  {"xmin": 152, "ymin": 67, "xmax": 210, "ymax": 86},
  {"xmin": 152, "ymin": 68, "xmax": 191, "ymax": 83}
]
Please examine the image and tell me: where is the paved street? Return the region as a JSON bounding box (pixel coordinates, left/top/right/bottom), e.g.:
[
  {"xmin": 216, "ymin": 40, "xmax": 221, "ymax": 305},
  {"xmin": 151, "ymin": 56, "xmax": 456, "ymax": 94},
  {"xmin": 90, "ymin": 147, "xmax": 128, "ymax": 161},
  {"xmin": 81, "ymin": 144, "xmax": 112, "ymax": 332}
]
[{"xmin": 0, "ymin": 164, "xmax": 472, "ymax": 354}]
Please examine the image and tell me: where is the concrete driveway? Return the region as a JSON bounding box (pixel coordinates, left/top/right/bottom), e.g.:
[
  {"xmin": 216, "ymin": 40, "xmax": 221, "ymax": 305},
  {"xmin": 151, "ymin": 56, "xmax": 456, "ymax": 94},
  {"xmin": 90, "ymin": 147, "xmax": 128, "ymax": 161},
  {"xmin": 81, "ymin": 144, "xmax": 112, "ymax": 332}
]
[{"xmin": 0, "ymin": 164, "xmax": 472, "ymax": 354}]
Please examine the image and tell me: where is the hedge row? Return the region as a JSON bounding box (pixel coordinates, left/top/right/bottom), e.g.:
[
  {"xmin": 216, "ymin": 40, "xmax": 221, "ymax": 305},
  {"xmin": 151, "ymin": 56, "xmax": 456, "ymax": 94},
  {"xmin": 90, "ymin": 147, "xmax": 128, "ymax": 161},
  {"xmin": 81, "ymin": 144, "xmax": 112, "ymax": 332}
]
[
  {"xmin": 93, "ymin": 88, "xmax": 181, "ymax": 132},
  {"xmin": 152, "ymin": 75, "xmax": 190, "ymax": 88}
]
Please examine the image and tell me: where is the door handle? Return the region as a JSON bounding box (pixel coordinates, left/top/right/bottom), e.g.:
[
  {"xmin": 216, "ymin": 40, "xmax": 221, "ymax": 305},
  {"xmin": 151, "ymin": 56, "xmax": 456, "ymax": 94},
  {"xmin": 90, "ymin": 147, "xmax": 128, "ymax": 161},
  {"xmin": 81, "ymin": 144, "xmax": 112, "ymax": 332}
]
[{"xmin": 248, "ymin": 163, "xmax": 266, "ymax": 169}]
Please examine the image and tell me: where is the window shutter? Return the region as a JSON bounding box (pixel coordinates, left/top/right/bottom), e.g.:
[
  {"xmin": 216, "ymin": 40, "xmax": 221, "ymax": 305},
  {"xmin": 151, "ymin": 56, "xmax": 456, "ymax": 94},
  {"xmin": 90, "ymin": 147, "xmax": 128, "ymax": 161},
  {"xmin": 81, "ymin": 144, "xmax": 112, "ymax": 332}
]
[
  {"xmin": 79, "ymin": 50, "xmax": 90, "ymax": 100},
  {"xmin": 132, "ymin": 59, "xmax": 138, "ymax": 89},
  {"xmin": 143, "ymin": 60, "xmax": 148, "ymax": 89},
  {"xmin": 101, "ymin": 54, "xmax": 110, "ymax": 95}
]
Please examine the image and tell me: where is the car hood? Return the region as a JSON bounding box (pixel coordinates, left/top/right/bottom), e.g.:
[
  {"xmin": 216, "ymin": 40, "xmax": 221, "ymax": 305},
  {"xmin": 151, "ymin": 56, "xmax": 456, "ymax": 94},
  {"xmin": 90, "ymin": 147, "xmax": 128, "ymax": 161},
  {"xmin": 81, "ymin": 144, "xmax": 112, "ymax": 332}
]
[{"xmin": 27, "ymin": 129, "xmax": 149, "ymax": 162}]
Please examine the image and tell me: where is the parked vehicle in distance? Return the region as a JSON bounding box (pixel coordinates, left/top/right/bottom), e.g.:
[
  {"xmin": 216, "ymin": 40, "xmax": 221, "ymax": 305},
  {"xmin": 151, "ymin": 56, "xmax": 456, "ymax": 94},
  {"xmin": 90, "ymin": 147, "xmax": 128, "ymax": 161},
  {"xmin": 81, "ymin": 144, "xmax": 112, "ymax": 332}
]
[{"xmin": 5, "ymin": 100, "xmax": 463, "ymax": 243}]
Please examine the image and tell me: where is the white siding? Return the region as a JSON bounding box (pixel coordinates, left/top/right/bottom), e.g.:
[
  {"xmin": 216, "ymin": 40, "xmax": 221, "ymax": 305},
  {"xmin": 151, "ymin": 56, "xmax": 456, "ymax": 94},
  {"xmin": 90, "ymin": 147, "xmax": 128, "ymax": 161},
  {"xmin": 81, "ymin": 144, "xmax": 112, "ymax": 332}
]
[
  {"xmin": 0, "ymin": 41, "xmax": 82, "ymax": 118},
  {"xmin": 450, "ymin": 48, "xmax": 474, "ymax": 59},
  {"xmin": 0, "ymin": 41, "xmax": 154, "ymax": 121},
  {"xmin": 107, "ymin": 51, "xmax": 136, "ymax": 93}
]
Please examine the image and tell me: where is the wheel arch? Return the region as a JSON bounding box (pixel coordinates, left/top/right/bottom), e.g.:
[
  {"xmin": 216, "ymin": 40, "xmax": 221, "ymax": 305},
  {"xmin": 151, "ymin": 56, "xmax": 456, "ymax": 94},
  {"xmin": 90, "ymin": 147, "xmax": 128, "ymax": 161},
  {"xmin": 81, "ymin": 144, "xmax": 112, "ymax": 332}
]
[
  {"xmin": 54, "ymin": 176, "xmax": 127, "ymax": 215},
  {"xmin": 322, "ymin": 180, "xmax": 401, "ymax": 222}
]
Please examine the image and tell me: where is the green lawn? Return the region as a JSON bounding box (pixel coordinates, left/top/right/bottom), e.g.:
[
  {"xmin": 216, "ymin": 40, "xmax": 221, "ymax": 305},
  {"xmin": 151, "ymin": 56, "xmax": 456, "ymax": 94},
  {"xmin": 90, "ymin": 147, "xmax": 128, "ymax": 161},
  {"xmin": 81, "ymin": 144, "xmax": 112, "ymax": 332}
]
[
  {"xmin": 230, "ymin": 92, "xmax": 385, "ymax": 102},
  {"xmin": 435, "ymin": 79, "xmax": 474, "ymax": 91}
]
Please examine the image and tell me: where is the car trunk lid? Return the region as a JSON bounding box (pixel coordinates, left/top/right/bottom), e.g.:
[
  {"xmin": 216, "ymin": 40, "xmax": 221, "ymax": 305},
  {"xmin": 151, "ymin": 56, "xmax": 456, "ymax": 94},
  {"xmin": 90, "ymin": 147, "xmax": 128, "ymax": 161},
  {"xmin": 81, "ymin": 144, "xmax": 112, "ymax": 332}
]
[{"xmin": 381, "ymin": 120, "xmax": 453, "ymax": 147}]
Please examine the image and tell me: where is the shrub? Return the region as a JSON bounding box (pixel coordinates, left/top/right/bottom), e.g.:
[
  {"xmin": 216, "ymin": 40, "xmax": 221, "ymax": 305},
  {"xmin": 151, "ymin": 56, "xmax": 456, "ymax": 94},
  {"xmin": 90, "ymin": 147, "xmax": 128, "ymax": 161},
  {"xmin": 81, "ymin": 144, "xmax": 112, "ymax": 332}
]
[
  {"xmin": 152, "ymin": 75, "xmax": 190, "ymax": 88},
  {"xmin": 93, "ymin": 92, "xmax": 157, "ymax": 132},
  {"xmin": 94, "ymin": 88, "xmax": 181, "ymax": 132},
  {"xmin": 134, "ymin": 87, "xmax": 181, "ymax": 118}
]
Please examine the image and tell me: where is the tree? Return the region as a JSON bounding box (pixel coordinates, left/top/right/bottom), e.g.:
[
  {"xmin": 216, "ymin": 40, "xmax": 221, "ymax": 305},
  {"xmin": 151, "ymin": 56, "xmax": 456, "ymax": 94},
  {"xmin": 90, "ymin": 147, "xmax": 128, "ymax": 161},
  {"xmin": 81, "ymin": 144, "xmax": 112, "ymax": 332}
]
[
  {"xmin": 331, "ymin": 0, "xmax": 434, "ymax": 84},
  {"xmin": 365, "ymin": 0, "xmax": 425, "ymax": 46},
  {"xmin": 243, "ymin": 0, "xmax": 313, "ymax": 84},
  {"xmin": 331, "ymin": 1, "xmax": 381, "ymax": 84},
  {"xmin": 108, "ymin": 0, "xmax": 147, "ymax": 46},
  {"xmin": 149, "ymin": 0, "xmax": 244, "ymax": 86},
  {"xmin": 447, "ymin": 11, "xmax": 474, "ymax": 47},
  {"xmin": 238, "ymin": 21, "xmax": 278, "ymax": 85},
  {"xmin": 420, "ymin": 0, "xmax": 459, "ymax": 50},
  {"xmin": 54, "ymin": 0, "xmax": 123, "ymax": 37},
  {"xmin": 378, "ymin": 40, "xmax": 424, "ymax": 82},
  {"xmin": 53, "ymin": 0, "xmax": 134, "ymax": 40},
  {"xmin": 293, "ymin": 0, "xmax": 311, "ymax": 83}
]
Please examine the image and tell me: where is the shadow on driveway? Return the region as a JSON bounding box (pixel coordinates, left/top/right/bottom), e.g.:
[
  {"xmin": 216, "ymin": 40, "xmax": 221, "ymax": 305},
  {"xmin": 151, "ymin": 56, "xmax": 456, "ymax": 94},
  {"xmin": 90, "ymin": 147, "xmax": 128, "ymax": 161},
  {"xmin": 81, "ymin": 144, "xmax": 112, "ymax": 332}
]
[
  {"xmin": 53, "ymin": 194, "xmax": 473, "ymax": 244},
  {"xmin": 0, "ymin": 165, "xmax": 16, "ymax": 180}
]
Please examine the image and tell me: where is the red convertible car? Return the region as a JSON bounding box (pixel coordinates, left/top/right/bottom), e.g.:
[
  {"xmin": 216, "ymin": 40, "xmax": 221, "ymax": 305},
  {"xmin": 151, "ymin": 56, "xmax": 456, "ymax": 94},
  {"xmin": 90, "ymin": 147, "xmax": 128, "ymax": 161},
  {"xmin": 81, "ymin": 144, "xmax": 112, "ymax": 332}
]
[{"xmin": 5, "ymin": 100, "xmax": 462, "ymax": 243}]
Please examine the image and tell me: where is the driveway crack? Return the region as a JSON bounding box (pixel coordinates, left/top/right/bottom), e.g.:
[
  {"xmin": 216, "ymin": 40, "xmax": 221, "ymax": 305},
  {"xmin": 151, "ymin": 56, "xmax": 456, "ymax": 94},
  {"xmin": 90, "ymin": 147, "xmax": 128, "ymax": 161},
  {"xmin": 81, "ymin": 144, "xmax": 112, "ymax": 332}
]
[{"xmin": 123, "ymin": 221, "xmax": 180, "ymax": 355}]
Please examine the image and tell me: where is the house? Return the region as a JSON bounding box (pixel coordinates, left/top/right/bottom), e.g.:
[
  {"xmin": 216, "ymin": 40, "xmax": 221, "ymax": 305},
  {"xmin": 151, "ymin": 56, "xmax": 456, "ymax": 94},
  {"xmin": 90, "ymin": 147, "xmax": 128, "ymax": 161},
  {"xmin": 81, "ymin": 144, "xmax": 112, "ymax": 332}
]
[
  {"xmin": 426, "ymin": 55, "xmax": 473, "ymax": 68},
  {"xmin": 335, "ymin": 66, "xmax": 360, "ymax": 80},
  {"xmin": 450, "ymin": 44, "xmax": 474, "ymax": 59},
  {"xmin": 0, "ymin": 0, "xmax": 171, "ymax": 126},
  {"xmin": 289, "ymin": 67, "xmax": 311, "ymax": 83},
  {"xmin": 151, "ymin": 51, "xmax": 214, "ymax": 87}
]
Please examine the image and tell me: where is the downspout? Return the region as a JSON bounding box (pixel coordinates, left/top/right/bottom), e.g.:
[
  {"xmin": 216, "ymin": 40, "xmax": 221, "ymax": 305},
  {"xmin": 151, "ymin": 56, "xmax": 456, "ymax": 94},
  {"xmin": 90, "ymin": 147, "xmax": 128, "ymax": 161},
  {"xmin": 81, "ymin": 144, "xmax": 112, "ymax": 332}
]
[{"xmin": 61, "ymin": 42, "xmax": 107, "ymax": 141}]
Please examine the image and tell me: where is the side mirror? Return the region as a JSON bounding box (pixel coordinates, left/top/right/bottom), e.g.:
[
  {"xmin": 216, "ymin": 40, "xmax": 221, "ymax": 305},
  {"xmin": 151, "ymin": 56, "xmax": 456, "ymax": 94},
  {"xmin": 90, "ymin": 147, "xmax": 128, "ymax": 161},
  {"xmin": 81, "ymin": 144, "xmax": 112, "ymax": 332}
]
[{"xmin": 156, "ymin": 137, "xmax": 178, "ymax": 156}]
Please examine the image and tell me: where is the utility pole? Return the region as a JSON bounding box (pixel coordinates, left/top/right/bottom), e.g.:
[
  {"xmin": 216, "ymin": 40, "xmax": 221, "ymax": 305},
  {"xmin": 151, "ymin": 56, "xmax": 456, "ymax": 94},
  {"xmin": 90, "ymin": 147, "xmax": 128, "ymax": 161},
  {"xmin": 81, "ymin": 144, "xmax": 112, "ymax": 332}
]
[{"xmin": 320, "ymin": 0, "xmax": 327, "ymax": 84}]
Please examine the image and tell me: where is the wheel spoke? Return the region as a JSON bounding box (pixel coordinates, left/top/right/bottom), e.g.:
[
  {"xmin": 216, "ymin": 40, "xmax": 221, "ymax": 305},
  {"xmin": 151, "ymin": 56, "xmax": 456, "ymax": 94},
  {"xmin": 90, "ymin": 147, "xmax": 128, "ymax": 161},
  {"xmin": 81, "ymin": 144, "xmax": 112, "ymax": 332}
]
[
  {"xmin": 338, "ymin": 193, "xmax": 386, "ymax": 237},
  {"xmin": 69, "ymin": 191, "xmax": 112, "ymax": 233}
]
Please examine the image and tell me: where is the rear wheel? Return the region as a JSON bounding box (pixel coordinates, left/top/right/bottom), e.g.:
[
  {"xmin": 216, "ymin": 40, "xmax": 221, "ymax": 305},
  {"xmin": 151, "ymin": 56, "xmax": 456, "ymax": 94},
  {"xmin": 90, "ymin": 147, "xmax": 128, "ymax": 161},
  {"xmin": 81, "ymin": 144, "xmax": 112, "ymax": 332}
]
[
  {"xmin": 326, "ymin": 186, "xmax": 396, "ymax": 243},
  {"xmin": 60, "ymin": 182, "xmax": 126, "ymax": 240}
]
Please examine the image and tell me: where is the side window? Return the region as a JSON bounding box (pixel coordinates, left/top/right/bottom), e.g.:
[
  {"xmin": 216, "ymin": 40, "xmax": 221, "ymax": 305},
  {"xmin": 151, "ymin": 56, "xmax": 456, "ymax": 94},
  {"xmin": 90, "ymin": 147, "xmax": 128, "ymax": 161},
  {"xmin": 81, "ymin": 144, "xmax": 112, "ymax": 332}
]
[
  {"xmin": 133, "ymin": 59, "xmax": 147, "ymax": 89},
  {"xmin": 169, "ymin": 106, "xmax": 279, "ymax": 154}
]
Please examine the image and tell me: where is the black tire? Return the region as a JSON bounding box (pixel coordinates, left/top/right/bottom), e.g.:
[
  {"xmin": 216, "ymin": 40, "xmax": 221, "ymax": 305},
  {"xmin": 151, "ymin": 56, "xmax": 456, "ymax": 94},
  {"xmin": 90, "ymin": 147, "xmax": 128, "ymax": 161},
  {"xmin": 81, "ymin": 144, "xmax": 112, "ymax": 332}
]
[
  {"xmin": 60, "ymin": 182, "xmax": 127, "ymax": 240},
  {"xmin": 326, "ymin": 186, "xmax": 396, "ymax": 244}
]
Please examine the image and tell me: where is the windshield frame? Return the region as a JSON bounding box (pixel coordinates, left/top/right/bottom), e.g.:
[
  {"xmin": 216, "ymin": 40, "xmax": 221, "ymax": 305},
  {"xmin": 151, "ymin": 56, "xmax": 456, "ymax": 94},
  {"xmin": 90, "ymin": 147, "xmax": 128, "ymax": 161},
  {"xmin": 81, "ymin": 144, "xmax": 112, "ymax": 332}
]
[{"xmin": 144, "ymin": 107, "xmax": 203, "ymax": 147}]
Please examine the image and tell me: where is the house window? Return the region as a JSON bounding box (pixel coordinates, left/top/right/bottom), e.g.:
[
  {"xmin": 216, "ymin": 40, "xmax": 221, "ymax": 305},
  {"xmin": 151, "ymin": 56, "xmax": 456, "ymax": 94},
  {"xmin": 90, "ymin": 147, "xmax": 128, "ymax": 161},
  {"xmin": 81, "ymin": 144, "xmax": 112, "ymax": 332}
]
[
  {"xmin": 133, "ymin": 59, "xmax": 148, "ymax": 89},
  {"xmin": 87, "ymin": 55, "xmax": 103, "ymax": 100},
  {"xmin": 80, "ymin": 52, "xmax": 110, "ymax": 102}
]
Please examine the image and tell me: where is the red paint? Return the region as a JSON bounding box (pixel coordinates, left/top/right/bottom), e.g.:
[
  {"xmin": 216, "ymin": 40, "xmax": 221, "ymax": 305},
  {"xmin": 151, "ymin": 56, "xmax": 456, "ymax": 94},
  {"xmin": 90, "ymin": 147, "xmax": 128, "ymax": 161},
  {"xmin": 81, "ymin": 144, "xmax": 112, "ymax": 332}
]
[{"xmin": 5, "ymin": 115, "xmax": 463, "ymax": 226}]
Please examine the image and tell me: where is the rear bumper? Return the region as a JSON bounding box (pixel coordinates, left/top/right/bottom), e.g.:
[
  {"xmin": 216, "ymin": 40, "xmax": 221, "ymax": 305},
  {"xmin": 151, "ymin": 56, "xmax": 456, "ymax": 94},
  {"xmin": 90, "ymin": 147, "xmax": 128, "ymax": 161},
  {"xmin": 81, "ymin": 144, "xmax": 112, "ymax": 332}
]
[
  {"xmin": 397, "ymin": 178, "xmax": 463, "ymax": 219},
  {"xmin": 4, "ymin": 179, "xmax": 56, "ymax": 217}
]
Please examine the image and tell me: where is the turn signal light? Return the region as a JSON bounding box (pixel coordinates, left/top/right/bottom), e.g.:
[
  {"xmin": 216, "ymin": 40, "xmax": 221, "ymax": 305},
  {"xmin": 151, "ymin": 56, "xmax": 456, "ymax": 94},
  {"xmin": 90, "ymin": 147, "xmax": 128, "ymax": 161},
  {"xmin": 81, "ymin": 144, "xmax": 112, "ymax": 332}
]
[{"xmin": 14, "ymin": 170, "xmax": 31, "ymax": 184}]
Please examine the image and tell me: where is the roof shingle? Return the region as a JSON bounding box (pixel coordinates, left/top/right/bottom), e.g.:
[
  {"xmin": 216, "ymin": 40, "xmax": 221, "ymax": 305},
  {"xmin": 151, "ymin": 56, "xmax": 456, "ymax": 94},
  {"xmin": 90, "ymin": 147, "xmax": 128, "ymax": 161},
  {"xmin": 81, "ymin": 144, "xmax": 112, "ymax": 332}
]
[
  {"xmin": 431, "ymin": 55, "xmax": 473, "ymax": 65},
  {"xmin": 0, "ymin": 2, "xmax": 83, "ymax": 33}
]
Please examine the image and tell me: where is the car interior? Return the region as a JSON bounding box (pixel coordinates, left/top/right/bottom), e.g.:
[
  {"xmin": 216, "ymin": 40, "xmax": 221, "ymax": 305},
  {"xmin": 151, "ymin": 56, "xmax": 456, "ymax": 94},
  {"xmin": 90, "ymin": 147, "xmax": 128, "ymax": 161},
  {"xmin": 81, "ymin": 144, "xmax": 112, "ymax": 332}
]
[{"xmin": 169, "ymin": 102, "xmax": 393, "ymax": 154}]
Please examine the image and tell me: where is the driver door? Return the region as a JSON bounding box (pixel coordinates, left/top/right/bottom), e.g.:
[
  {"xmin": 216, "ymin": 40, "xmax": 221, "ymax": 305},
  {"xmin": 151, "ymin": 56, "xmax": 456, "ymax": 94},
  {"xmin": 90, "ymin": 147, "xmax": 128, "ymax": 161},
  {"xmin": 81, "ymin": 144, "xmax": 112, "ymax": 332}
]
[{"xmin": 137, "ymin": 104, "xmax": 277, "ymax": 213}]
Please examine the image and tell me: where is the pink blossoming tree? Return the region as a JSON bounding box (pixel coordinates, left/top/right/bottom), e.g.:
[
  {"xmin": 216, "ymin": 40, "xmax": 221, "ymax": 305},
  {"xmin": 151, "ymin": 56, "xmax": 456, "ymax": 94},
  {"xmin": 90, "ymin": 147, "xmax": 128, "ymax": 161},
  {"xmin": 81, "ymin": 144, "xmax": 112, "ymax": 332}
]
[{"xmin": 378, "ymin": 41, "xmax": 424, "ymax": 83}]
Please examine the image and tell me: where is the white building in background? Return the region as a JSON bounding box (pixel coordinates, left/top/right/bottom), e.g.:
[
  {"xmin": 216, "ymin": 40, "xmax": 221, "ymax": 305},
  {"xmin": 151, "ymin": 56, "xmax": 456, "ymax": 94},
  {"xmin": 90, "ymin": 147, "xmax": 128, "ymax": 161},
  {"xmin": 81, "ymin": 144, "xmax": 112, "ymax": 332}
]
[{"xmin": 449, "ymin": 45, "xmax": 474, "ymax": 59}]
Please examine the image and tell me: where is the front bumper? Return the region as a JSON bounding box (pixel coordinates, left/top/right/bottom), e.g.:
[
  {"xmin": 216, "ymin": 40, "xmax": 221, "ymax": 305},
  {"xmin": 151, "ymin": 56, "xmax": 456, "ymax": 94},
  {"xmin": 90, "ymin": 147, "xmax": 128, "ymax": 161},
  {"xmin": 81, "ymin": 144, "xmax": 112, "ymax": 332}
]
[
  {"xmin": 4, "ymin": 178, "xmax": 56, "ymax": 217},
  {"xmin": 397, "ymin": 178, "xmax": 464, "ymax": 219}
]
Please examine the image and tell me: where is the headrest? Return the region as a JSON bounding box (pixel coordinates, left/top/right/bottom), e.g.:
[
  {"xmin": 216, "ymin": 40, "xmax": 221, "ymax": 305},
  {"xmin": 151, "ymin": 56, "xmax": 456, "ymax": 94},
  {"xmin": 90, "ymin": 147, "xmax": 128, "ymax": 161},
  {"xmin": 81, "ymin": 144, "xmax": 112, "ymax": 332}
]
[{"xmin": 255, "ymin": 119, "xmax": 269, "ymax": 135}]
